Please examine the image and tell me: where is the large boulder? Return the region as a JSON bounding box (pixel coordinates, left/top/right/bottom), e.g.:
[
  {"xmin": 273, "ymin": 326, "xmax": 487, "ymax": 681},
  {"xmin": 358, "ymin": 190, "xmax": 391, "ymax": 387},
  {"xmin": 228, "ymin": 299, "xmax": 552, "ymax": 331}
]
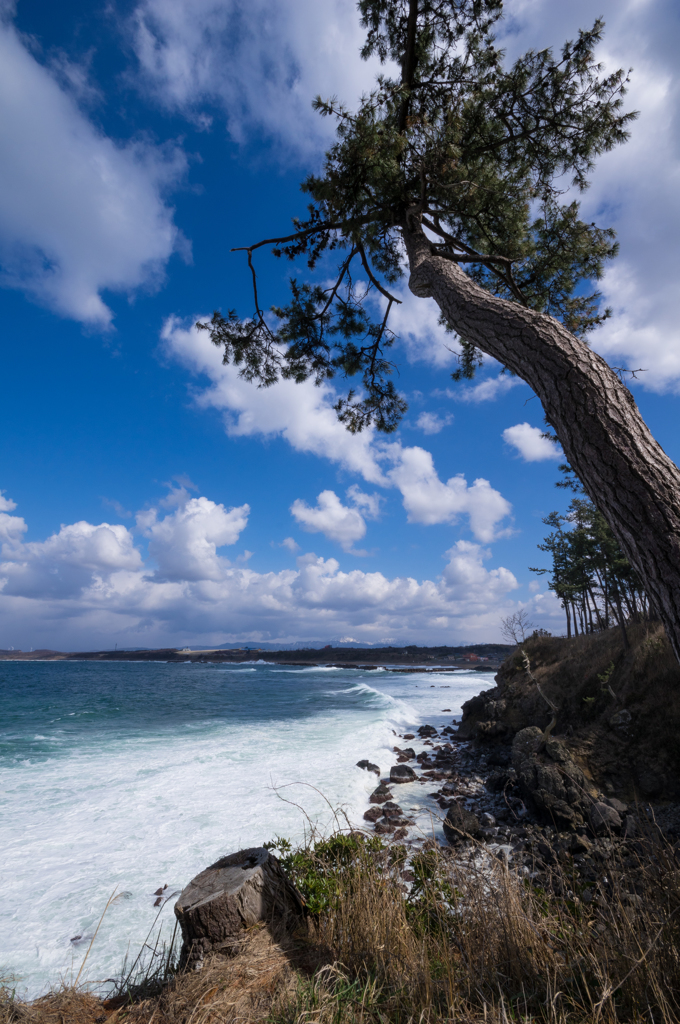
[
  {"xmin": 174, "ymin": 847, "xmax": 304, "ymax": 969},
  {"xmin": 390, "ymin": 764, "xmax": 417, "ymax": 784},
  {"xmin": 443, "ymin": 804, "xmax": 482, "ymax": 843},
  {"xmin": 590, "ymin": 801, "xmax": 622, "ymax": 835},
  {"xmin": 512, "ymin": 729, "xmax": 589, "ymax": 828},
  {"xmin": 356, "ymin": 759, "xmax": 380, "ymax": 775}
]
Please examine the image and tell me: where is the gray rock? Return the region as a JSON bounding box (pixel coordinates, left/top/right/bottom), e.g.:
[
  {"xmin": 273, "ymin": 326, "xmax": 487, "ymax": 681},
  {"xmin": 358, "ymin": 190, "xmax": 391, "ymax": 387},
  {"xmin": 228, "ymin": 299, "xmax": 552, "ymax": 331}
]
[
  {"xmin": 590, "ymin": 801, "xmax": 622, "ymax": 834},
  {"xmin": 480, "ymin": 812, "xmax": 496, "ymax": 827},
  {"xmin": 356, "ymin": 759, "xmax": 380, "ymax": 775},
  {"xmin": 417, "ymin": 724, "xmax": 438, "ymax": 737},
  {"xmin": 390, "ymin": 764, "xmax": 417, "ymax": 784},
  {"xmin": 443, "ymin": 804, "xmax": 482, "ymax": 843},
  {"xmin": 638, "ymin": 769, "xmax": 664, "ymax": 797},
  {"xmin": 606, "ymin": 797, "xmax": 628, "ymax": 815},
  {"xmin": 544, "ymin": 739, "xmax": 570, "ymax": 764},
  {"xmin": 512, "ymin": 727, "xmax": 545, "ymax": 769},
  {"xmin": 609, "ymin": 709, "xmax": 632, "ymax": 728},
  {"xmin": 624, "ymin": 814, "xmax": 638, "ymax": 838},
  {"xmin": 516, "ymin": 751, "xmax": 588, "ymax": 827},
  {"xmin": 363, "ymin": 806, "xmax": 382, "ymax": 822},
  {"xmin": 174, "ymin": 847, "xmax": 304, "ymax": 969}
]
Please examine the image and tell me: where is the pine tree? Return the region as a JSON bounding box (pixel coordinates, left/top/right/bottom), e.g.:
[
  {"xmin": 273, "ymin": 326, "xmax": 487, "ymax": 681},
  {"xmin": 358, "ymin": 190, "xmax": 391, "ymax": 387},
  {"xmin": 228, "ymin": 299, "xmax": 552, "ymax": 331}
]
[{"xmin": 199, "ymin": 0, "xmax": 680, "ymax": 664}]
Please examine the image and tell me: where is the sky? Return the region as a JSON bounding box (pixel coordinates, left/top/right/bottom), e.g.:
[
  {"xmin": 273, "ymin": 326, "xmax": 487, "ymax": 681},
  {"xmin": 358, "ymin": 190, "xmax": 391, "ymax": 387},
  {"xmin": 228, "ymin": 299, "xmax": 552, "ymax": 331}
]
[{"xmin": 0, "ymin": 0, "xmax": 679, "ymax": 651}]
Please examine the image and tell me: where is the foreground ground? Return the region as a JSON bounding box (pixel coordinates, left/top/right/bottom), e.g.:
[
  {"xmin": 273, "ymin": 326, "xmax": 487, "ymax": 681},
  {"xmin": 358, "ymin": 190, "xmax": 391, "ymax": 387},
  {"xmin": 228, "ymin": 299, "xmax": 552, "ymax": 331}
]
[{"xmin": 3, "ymin": 623, "xmax": 680, "ymax": 1023}]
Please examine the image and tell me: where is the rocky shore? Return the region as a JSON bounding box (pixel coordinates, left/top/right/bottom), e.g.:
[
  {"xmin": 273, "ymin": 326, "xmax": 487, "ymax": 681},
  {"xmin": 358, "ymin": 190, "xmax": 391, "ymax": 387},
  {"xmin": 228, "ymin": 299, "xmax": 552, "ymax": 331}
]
[{"xmin": 354, "ymin": 621, "xmax": 680, "ymax": 896}]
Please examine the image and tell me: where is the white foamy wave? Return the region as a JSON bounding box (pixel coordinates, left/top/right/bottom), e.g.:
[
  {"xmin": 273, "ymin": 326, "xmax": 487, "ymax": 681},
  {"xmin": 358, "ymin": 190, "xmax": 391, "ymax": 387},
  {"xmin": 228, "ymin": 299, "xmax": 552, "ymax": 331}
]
[{"xmin": 0, "ymin": 664, "xmax": 495, "ymax": 998}]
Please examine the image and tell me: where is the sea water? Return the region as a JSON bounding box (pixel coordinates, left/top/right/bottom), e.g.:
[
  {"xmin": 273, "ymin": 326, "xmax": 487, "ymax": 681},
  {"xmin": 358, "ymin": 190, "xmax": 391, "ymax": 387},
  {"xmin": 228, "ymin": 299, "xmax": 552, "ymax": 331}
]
[{"xmin": 0, "ymin": 659, "xmax": 494, "ymax": 997}]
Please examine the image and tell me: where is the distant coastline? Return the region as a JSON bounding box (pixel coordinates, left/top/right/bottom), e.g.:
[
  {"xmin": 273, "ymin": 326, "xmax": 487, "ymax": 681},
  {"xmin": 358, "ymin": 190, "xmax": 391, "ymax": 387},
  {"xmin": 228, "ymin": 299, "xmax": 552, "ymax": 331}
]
[{"xmin": 0, "ymin": 642, "xmax": 511, "ymax": 670}]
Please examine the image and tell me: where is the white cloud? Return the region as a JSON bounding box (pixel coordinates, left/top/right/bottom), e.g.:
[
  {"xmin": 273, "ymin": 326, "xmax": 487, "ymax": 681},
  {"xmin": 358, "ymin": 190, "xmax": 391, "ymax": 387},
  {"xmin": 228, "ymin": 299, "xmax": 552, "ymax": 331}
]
[
  {"xmin": 386, "ymin": 447, "xmax": 513, "ymax": 542},
  {"xmin": 290, "ymin": 487, "xmax": 379, "ymax": 552},
  {"xmin": 128, "ymin": 0, "xmax": 382, "ymax": 160},
  {"xmin": 280, "ymin": 537, "xmax": 300, "ymax": 553},
  {"xmin": 0, "ymin": 519, "xmax": 142, "ymax": 599},
  {"xmin": 0, "ymin": 488, "xmax": 524, "ymax": 649},
  {"xmin": 138, "ymin": 494, "xmax": 249, "ymax": 580},
  {"xmin": 453, "ymin": 375, "xmax": 524, "ymax": 403},
  {"xmin": 386, "ymin": 286, "xmax": 459, "ymax": 368},
  {"xmin": 502, "ymin": 423, "xmax": 562, "ymax": 462},
  {"xmin": 498, "ymin": 0, "xmax": 680, "ymax": 391},
  {"xmin": 345, "ymin": 484, "xmax": 381, "ymax": 519},
  {"xmin": 133, "ymin": 0, "xmax": 680, "ymax": 389},
  {"xmin": 415, "ymin": 411, "xmax": 453, "ymax": 435},
  {"xmin": 0, "ymin": 15, "xmax": 187, "ymax": 325},
  {"xmin": 163, "ymin": 318, "xmax": 513, "ymax": 541}
]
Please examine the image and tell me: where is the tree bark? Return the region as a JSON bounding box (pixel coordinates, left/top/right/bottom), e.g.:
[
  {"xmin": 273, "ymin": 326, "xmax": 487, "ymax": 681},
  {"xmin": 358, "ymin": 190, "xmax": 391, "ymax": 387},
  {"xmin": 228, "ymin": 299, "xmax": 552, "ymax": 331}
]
[
  {"xmin": 174, "ymin": 847, "xmax": 305, "ymax": 969},
  {"xmin": 403, "ymin": 221, "xmax": 680, "ymax": 664}
]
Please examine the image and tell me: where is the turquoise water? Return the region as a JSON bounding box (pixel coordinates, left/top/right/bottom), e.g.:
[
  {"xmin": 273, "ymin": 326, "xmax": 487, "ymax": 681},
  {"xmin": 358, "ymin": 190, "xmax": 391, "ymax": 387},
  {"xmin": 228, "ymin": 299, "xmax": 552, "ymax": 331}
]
[{"xmin": 0, "ymin": 659, "xmax": 493, "ymax": 996}]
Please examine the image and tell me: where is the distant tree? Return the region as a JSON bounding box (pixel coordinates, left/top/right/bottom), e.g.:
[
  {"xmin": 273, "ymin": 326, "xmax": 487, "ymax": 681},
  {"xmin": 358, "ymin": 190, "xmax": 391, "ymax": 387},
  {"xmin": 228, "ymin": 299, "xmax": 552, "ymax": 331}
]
[
  {"xmin": 500, "ymin": 609, "xmax": 534, "ymax": 645},
  {"xmin": 200, "ymin": 0, "xmax": 680, "ymax": 665},
  {"xmin": 531, "ymin": 497, "xmax": 651, "ymax": 645}
]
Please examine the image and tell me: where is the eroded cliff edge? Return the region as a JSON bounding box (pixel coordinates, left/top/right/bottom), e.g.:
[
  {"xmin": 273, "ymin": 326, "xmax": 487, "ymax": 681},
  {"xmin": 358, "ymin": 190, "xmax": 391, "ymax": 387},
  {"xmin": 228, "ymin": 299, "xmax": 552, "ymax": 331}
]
[{"xmin": 458, "ymin": 621, "xmax": 680, "ymax": 826}]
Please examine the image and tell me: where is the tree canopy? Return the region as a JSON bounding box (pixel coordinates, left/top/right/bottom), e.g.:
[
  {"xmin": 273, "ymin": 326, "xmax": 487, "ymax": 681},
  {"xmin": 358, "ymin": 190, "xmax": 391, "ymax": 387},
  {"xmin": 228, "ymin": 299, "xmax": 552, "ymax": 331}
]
[{"xmin": 199, "ymin": 0, "xmax": 635, "ymax": 432}]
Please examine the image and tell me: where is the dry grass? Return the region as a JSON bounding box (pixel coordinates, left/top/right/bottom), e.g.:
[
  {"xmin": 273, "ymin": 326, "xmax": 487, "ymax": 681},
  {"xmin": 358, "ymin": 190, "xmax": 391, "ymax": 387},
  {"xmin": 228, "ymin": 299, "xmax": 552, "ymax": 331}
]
[{"xmin": 6, "ymin": 823, "xmax": 679, "ymax": 1024}]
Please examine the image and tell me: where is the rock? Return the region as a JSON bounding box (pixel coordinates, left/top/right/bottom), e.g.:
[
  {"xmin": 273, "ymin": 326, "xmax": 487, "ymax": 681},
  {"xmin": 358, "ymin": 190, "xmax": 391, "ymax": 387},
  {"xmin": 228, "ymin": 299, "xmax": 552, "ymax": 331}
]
[
  {"xmin": 480, "ymin": 812, "xmax": 496, "ymax": 827},
  {"xmin": 393, "ymin": 827, "xmax": 408, "ymax": 841},
  {"xmin": 417, "ymin": 724, "xmax": 438, "ymax": 737},
  {"xmin": 609, "ymin": 709, "xmax": 632, "ymax": 728},
  {"xmin": 590, "ymin": 801, "xmax": 622, "ymax": 835},
  {"xmin": 638, "ymin": 769, "xmax": 664, "ymax": 797},
  {"xmin": 363, "ymin": 806, "xmax": 382, "ymax": 822},
  {"xmin": 369, "ymin": 785, "xmax": 392, "ymax": 804},
  {"xmin": 606, "ymin": 797, "xmax": 628, "ymax": 815},
  {"xmin": 476, "ymin": 720, "xmax": 511, "ymax": 740},
  {"xmin": 512, "ymin": 727, "xmax": 545, "ymax": 768},
  {"xmin": 403, "ymin": 734, "xmax": 415, "ymax": 740},
  {"xmin": 624, "ymin": 814, "xmax": 638, "ymax": 838},
  {"xmin": 356, "ymin": 759, "xmax": 380, "ymax": 775},
  {"xmin": 443, "ymin": 804, "xmax": 482, "ymax": 843},
  {"xmin": 374, "ymin": 821, "xmax": 395, "ymax": 834},
  {"xmin": 174, "ymin": 847, "xmax": 304, "ymax": 969},
  {"xmin": 390, "ymin": 764, "xmax": 417, "ymax": 784},
  {"xmin": 544, "ymin": 739, "xmax": 570, "ymax": 765},
  {"xmin": 487, "ymin": 748, "xmax": 511, "ymax": 767},
  {"xmin": 382, "ymin": 801, "xmax": 402, "ymax": 812},
  {"xmin": 570, "ymin": 833, "xmax": 592, "ymax": 855}
]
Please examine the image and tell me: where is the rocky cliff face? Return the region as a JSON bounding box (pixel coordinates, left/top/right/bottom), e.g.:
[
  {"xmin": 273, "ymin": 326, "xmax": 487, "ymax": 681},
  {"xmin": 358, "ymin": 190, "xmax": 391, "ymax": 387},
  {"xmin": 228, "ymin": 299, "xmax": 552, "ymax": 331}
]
[{"xmin": 457, "ymin": 622, "xmax": 680, "ymax": 823}]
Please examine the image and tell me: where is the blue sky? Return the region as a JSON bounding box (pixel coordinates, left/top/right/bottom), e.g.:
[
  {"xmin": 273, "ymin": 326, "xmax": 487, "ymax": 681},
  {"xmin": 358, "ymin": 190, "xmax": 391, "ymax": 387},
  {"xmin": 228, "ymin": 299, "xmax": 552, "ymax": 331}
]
[{"xmin": 1, "ymin": 0, "xmax": 679, "ymax": 650}]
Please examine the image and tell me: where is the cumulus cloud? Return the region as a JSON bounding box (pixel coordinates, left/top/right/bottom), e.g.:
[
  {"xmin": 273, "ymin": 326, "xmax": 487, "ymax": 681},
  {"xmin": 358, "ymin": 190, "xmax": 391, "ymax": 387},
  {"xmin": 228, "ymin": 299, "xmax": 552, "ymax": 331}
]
[
  {"xmin": 138, "ymin": 495, "xmax": 250, "ymax": 580},
  {"xmin": 386, "ymin": 447, "xmax": 513, "ymax": 542},
  {"xmin": 132, "ymin": 0, "xmax": 680, "ymax": 390},
  {"xmin": 0, "ymin": 488, "xmax": 525, "ymax": 650},
  {"xmin": 290, "ymin": 487, "xmax": 380, "ymax": 552},
  {"xmin": 128, "ymin": 0, "xmax": 382, "ymax": 160},
  {"xmin": 502, "ymin": 423, "xmax": 562, "ymax": 462},
  {"xmin": 0, "ymin": 15, "xmax": 187, "ymax": 325},
  {"xmin": 497, "ymin": 0, "xmax": 680, "ymax": 391},
  {"xmin": 280, "ymin": 537, "xmax": 300, "ymax": 553},
  {"xmin": 452, "ymin": 375, "xmax": 525, "ymax": 403},
  {"xmin": 0, "ymin": 519, "xmax": 142, "ymax": 599},
  {"xmin": 415, "ymin": 411, "xmax": 453, "ymax": 435},
  {"xmin": 163, "ymin": 318, "xmax": 513, "ymax": 541}
]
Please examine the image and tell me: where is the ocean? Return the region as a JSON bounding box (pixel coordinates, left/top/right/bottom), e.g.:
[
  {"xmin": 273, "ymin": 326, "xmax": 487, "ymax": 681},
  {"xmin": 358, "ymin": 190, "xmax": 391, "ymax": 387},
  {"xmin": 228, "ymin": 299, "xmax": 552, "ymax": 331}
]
[{"xmin": 0, "ymin": 659, "xmax": 494, "ymax": 997}]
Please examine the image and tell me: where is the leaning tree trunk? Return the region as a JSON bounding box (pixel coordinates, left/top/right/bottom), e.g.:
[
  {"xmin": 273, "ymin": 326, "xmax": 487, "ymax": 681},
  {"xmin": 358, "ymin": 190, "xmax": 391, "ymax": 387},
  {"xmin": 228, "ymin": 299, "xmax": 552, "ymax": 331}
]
[{"xmin": 402, "ymin": 221, "xmax": 680, "ymax": 664}]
